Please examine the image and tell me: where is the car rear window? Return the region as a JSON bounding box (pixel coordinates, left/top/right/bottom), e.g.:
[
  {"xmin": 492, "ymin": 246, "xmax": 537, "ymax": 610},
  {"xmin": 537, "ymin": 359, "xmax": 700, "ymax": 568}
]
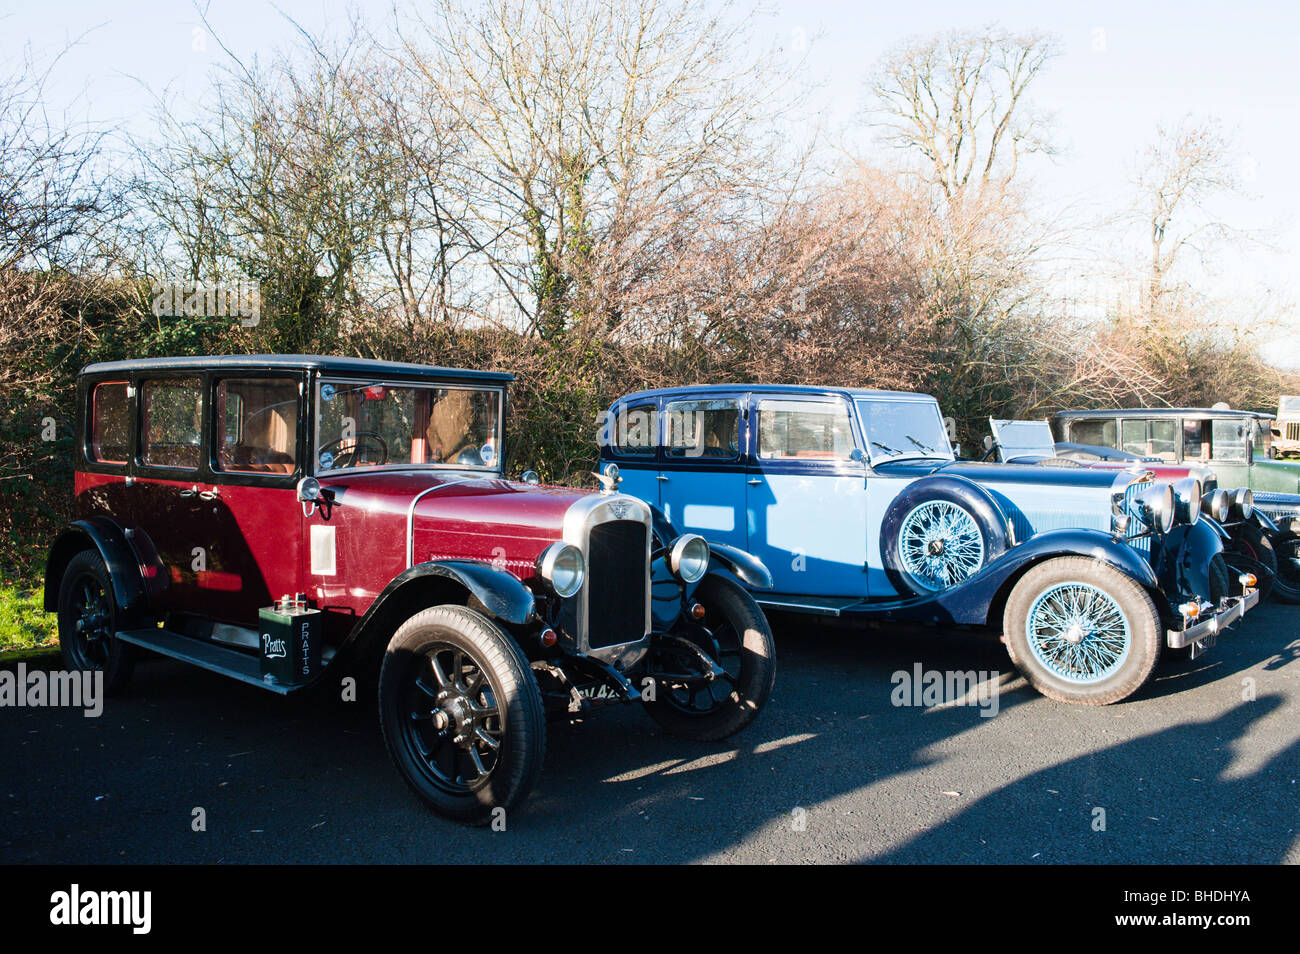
[
  {"xmin": 141, "ymin": 378, "xmax": 202, "ymax": 470},
  {"xmin": 88, "ymin": 381, "xmax": 130, "ymax": 465},
  {"xmin": 609, "ymin": 404, "xmax": 658, "ymax": 456},
  {"xmin": 215, "ymin": 377, "xmax": 299, "ymax": 475}
]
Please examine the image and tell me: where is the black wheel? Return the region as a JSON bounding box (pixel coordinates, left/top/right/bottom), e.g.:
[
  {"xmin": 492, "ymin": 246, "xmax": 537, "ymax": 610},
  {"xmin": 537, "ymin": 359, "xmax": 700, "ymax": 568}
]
[
  {"xmin": 1223, "ymin": 522, "xmax": 1275, "ymax": 600},
  {"xmin": 377, "ymin": 605, "xmax": 545, "ymax": 825},
  {"xmin": 57, "ymin": 550, "xmax": 134, "ymax": 694},
  {"xmin": 880, "ymin": 477, "xmax": 1010, "ymax": 597},
  {"xmin": 1271, "ymin": 533, "xmax": 1300, "ymax": 604},
  {"xmin": 1003, "ymin": 556, "xmax": 1161, "ymax": 705},
  {"xmin": 643, "ymin": 575, "xmax": 776, "ymax": 741}
]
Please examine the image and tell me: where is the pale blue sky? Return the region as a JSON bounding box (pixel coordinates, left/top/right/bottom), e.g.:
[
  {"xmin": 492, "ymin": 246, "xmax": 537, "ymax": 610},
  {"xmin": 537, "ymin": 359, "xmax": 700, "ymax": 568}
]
[{"xmin": 5, "ymin": 0, "xmax": 1298, "ymax": 367}]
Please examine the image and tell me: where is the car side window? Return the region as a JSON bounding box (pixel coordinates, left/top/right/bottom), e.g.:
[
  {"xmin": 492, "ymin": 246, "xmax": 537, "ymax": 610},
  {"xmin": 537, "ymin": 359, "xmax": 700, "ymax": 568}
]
[
  {"xmin": 609, "ymin": 403, "xmax": 658, "ymax": 457},
  {"xmin": 88, "ymin": 381, "xmax": 130, "ymax": 465},
  {"xmin": 665, "ymin": 399, "xmax": 740, "ymax": 459},
  {"xmin": 1149, "ymin": 420, "xmax": 1177, "ymax": 461},
  {"xmin": 758, "ymin": 400, "xmax": 853, "ymax": 460},
  {"xmin": 1210, "ymin": 419, "xmax": 1248, "ymax": 461},
  {"xmin": 1120, "ymin": 420, "xmax": 1147, "ymax": 457},
  {"xmin": 1071, "ymin": 419, "xmax": 1116, "ymax": 448},
  {"xmin": 1183, "ymin": 420, "xmax": 1209, "ymax": 460},
  {"xmin": 140, "ymin": 378, "xmax": 202, "ymax": 470},
  {"xmin": 215, "ymin": 377, "xmax": 300, "ymax": 475}
]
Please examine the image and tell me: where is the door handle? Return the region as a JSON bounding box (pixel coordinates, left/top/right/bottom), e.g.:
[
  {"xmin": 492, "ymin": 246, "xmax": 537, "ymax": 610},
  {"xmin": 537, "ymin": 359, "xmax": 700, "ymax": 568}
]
[
  {"xmin": 199, "ymin": 490, "xmax": 221, "ymax": 501},
  {"xmin": 179, "ymin": 487, "xmax": 197, "ymax": 498},
  {"xmin": 747, "ymin": 478, "xmax": 762, "ymax": 486},
  {"xmin": 656, "ymin": 475, "xmax": 669, "ymax": 481}
]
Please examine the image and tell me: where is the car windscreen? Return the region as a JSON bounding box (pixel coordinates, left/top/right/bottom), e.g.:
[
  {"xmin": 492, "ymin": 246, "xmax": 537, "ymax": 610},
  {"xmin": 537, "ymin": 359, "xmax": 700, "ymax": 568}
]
[
  {"xmin": 315, "ymin": 380, "xmax": 503, "ymax": 473},
  {"xmin": 991, "ymin": 420, "xmax": 1055, "ymax": 460},
  {"xmin": 855, "ymin": 398, "xmax": 953, "ymax": 464}
]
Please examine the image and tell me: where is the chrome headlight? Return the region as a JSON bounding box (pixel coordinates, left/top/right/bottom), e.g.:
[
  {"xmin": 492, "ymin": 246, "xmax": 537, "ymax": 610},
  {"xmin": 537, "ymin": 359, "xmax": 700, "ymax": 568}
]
[
  {"xmin": 667, "ymin": 533, "xmax": 710, "ymax": 584},
  {"xmin": 1172, "ymin": 478, "xmax": 1201, "ymax": 527},
  {"xmin": 1136, "ymin": 483, "xmax": 1175, "ymax": 534},
  {"xmin": 536, "ymin": 542, "xmax": 585, "ymax": 598},
  {"xmin": 1202, "ymin": 488, "xmax": 1231, "ymax": 523},
  {"xmin": 1231, "ymin": 487, "xmax": 1254, "ymax": 521}
]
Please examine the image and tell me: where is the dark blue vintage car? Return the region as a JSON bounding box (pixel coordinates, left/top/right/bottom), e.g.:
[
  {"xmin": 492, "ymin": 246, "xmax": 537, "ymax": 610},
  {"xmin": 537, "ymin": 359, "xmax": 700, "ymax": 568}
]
[{"xmin": 598, "ymin": 385, "xmax": 1260, "ymax": 705}]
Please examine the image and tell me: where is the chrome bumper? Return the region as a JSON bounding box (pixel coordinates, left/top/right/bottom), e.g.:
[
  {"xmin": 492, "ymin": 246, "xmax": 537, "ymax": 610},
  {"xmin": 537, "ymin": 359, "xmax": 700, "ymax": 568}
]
[{"xmin": 1165, "ymin": 588, "xmax": 1259, "ymax": 650}]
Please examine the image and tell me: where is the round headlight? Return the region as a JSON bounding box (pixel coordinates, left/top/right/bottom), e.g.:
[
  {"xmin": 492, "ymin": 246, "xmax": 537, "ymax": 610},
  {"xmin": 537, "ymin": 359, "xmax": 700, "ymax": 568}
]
[
  {"xmin": 1172, "ymin": 478, "xmax": 1201, "ymax": 527},
  {"xmin": 536, "ymin": 542, "xmax": 585, "ymax": 598},
  {"xmin": 668, "ymin": 534, "xmax": 710, "ymax": 584},
  {"xmin": 1136, "ymin": 483, "xmax": 1175, "ymax": 534},
  {"xmin": 1232, "ymin": 487, "xmax": 1254, "ymax": 521},
  {"xmin": 1202, "ymin": 488, "xmax": 1231, "ymax": 523}
]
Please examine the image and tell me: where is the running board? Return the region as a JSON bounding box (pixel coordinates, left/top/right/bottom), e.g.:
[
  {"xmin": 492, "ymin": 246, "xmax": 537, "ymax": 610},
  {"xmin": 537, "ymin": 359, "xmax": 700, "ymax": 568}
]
[
  {"xmin": 753, "ymin": 595, "xmax": 865, "ymax": 617},
  {"xmin": 116, "ymin": 628, "xmax": 300, "ymax": 695}
]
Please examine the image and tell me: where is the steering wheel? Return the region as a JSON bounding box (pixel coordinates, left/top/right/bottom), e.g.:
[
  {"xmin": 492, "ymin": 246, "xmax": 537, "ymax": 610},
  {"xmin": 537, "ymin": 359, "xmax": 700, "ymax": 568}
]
[{"xmin": 318, "ymin": 432, "xmax": 390, "ymax": 469}]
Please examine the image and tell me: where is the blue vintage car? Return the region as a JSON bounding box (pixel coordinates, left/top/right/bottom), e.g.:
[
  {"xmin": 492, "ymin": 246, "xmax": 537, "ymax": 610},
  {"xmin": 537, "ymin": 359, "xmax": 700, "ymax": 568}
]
[{"xmin": 598, "ymin": 385, "xmax": 1261, "ymax": 705}]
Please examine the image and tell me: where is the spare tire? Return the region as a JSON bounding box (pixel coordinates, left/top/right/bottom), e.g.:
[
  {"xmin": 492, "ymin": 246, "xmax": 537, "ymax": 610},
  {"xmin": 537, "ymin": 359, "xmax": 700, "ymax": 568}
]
[{"xmin": 881, "ymin": 475, "xmax": 1011, "ymax": 597}]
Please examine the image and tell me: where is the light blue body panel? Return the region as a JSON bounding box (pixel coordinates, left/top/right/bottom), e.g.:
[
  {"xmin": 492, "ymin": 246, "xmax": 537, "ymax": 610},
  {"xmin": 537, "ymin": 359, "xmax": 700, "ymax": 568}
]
[
  {"xmin": 661, "ymin": 470, "xmax": 749, "ymax": 550},
  {"xmin": 749, "ymin": 472, "xmax": 869, "ymax": 596}
]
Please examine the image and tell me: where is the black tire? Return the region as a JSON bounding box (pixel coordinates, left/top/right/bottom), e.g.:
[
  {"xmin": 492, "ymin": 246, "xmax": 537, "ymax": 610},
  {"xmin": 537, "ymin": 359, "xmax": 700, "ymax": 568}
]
[
  {"xmin": 1003, "ymin": 556, "xmax": 1161, "ymax": 705},
  {"xmin": 1270, "ymin": 533, "xmax": 1300, "ymax": 604},
  {"xmin": 57, "ymin": 550, "xmax": 134, "ymax": 695},
  {"xmin": 643, "ymin": 575, "xmax": 776, "ymax": 741},
  {"xmin": 880, "ymin": 476, "xmax": 1010, "ymax": 597},
  {"xmin": 377, "ymin": 605, "xmax": 545, "ymax": 825},
  {"xmin": 1223, "ymin": 523, "xmax": 1275, "ymax": 601}
]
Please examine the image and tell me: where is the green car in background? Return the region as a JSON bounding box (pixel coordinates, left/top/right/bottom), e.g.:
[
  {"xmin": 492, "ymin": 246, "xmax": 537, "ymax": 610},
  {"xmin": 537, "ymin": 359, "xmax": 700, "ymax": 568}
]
[{"xmin": 1053, "ymin": 406, "xmax": 1300, "ymax": 602}]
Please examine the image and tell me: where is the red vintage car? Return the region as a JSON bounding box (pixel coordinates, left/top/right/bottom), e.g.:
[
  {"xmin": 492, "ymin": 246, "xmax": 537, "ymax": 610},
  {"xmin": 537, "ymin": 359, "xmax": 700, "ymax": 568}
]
[{"xmin": 44, "ymin": 355, "xmax": 776, "ymax": 824}]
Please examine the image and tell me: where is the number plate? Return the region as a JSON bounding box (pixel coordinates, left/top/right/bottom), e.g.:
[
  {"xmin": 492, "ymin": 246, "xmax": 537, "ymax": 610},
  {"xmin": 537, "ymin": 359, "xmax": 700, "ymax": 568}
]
[{"xmin": 1188, "ymin": 631, "xmax": 1218, "ymax": 660}]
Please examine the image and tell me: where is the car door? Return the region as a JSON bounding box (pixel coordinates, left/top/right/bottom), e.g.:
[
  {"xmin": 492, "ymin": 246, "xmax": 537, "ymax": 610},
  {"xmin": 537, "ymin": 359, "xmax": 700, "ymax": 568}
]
[
  {"xmin": 745, "ymin": 395, "xmax": 868, "ymax": 597},
  {"xmin": 200, "ymin": 373, "xmax": 306, "ymax": 625},
  {"xmin": 658, "ymin": 393, "xmax": 749, "ymax": 549}
]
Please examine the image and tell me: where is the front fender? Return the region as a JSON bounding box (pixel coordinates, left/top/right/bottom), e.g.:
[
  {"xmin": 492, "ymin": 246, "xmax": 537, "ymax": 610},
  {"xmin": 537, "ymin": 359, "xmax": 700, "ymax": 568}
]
[
  {"xmin": 1153, "ymin": 520, "xmax": 1224, "ymax": 603},
  {"xmin": 412, "ymin": 560, "xmax": 537, "ymax": 625},
  {"xmin": 896, "ymin": 528, "xmax": 1161, "ymax": 627},
  {"xmin": 707, "ymin": 543, "xmax": 773, "ymax": 590}
]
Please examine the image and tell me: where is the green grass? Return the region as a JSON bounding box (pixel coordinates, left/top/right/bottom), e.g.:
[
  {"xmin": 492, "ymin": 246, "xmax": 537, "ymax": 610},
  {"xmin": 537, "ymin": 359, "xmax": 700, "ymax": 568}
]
[{"xmin": 0, "ymin": 578, "xmax": 57, "ymax": 655}]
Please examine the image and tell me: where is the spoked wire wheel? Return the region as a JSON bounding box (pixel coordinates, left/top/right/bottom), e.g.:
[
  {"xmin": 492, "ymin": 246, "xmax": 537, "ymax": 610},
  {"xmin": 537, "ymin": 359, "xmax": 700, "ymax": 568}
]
[
  {"xmin": 1024, "ymin": 582, "xmax": 1132, "ymax": 684},
  {"xmin": 897, "ymin": 500, "xmax": 986, "ymax": 592},
  {"xmin": 399, "ymin": 641, "xmax": 505, "ymax": 796}
]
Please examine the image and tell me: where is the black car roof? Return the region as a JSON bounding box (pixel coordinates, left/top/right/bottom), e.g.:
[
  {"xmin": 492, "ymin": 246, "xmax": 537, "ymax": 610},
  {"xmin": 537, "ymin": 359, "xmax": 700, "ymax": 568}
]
[{"xmin": 79, "ymin": 354, "xmax": 514, "ymax": 383}]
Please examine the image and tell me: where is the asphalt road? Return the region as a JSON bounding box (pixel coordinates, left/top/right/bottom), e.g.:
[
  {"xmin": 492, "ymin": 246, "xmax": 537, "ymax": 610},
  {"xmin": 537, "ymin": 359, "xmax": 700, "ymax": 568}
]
[{"xmin": 3, "ymin": 600, "xmax": 1298, "ymax": 864}]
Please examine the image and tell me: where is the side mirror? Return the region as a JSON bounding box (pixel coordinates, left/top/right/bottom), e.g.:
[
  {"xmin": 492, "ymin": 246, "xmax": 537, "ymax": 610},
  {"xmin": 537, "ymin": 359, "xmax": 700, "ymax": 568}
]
[
  {"xmin": 520, "ymin": 470, "xmax": 541, "ymax": 485},
  {"xmin": 848, "ymin": 448, "xmax": 867, "ymax": 465},
  {"xmin": 983, "ymin": 435, "xmax": 994, "ymax": 451}
]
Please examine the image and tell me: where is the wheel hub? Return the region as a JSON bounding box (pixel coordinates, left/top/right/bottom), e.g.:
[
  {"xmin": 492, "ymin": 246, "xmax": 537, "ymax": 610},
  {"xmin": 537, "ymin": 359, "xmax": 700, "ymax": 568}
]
[
  {"xmin": 927, "ymin": 539, "xmax": 946, "ymax": 557},
  {"xmin": 1063, "ymin": 622, "xmax": 1087, "ymax": 645}
]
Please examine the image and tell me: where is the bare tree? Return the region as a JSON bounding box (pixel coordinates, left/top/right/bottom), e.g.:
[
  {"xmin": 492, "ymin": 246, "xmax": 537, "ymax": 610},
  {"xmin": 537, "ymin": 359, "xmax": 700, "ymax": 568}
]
[
  {"xmin": 1134, "ymin": 116, "xmax": 1242, "ymax": 316},
  {"xmin": 867, "ymin": 26, "xmax": 1059, "ymax": 205}
]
